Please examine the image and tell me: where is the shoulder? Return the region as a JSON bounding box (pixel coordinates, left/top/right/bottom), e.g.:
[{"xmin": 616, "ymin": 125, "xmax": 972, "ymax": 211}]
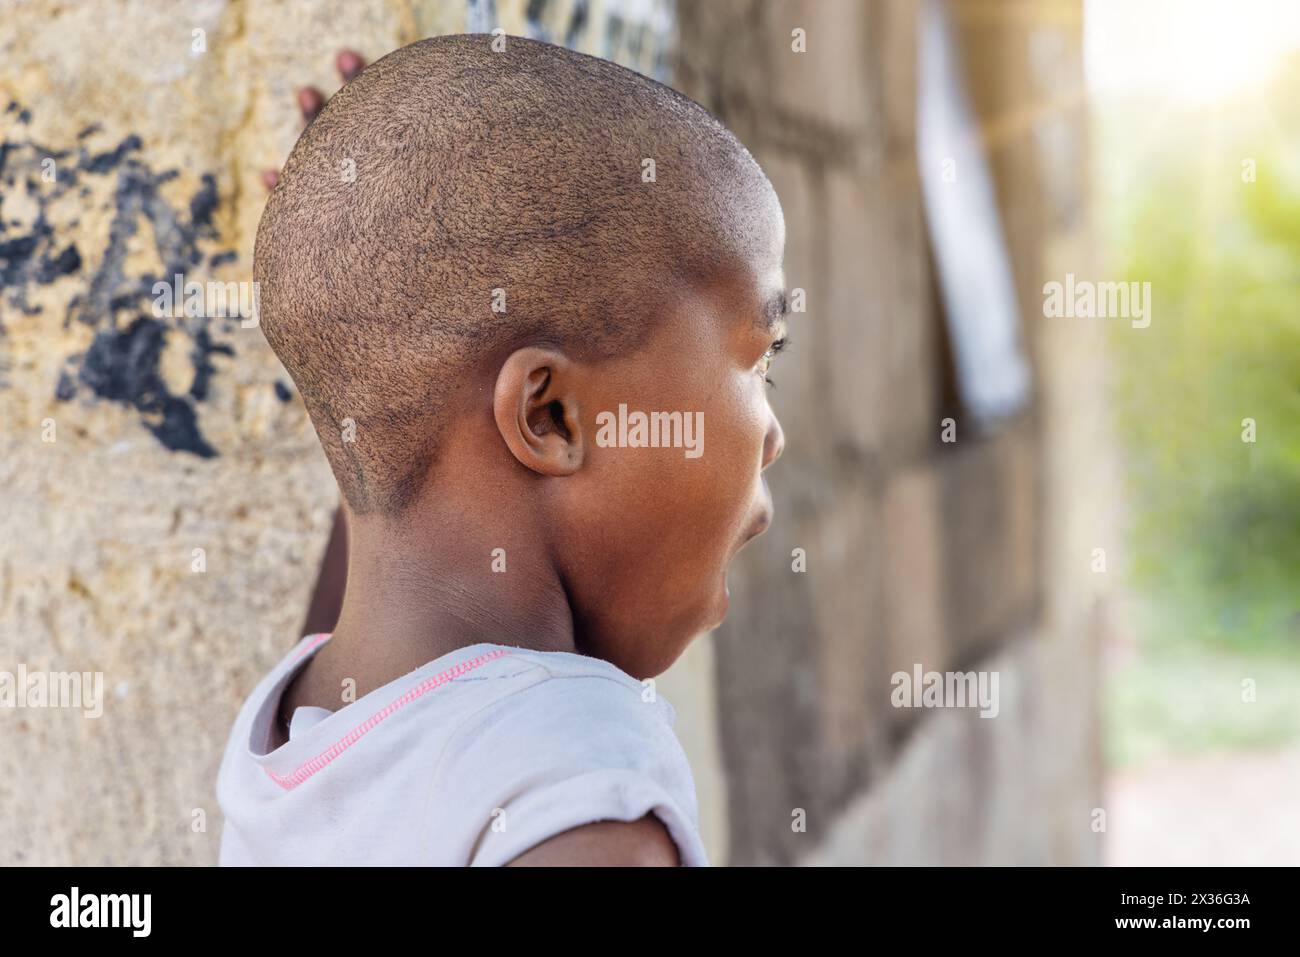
[
  {"xmin": 445, "ymin": 648, "xmax": 684, "ymax": 781},
  {"xmin": 505, "ymin": 814, "xmax": 681, "ymax": 867},
  {"xmin": 459, "ymin": 646, "xmax": 677, "ymax": 740},
  {"xmin": 437, "ymin": 647, "xmax": 707, "ymax": 866}
]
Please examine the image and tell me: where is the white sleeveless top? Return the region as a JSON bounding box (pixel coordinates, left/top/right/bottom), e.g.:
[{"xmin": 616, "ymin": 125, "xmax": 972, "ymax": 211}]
[{"xmin": 216, "ymin": 634, "xmax": 708, "ymax": 866}]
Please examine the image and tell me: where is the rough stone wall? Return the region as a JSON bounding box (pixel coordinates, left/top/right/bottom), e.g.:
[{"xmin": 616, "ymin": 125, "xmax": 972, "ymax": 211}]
[{"xmin": 674, "ymin": 0, "xmax": 1098, "ymax": 865}]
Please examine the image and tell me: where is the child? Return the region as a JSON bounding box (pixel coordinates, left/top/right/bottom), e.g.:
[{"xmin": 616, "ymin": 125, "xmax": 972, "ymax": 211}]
[{"xmin": 217, "ymin": 34, "xmax": 788, "ymax": 866}]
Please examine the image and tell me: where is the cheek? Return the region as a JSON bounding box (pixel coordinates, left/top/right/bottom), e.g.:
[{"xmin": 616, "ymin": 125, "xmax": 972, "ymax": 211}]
[
  {"xmin": 577, "ymin": 353, "xmax": 770, "ymax": 547},
  {"xmin": 567, "ymin": 366, "xmax": 770, "ymax": 654},
  {"xmin": 658, "ymin": 374, "xmax": 768, "ymax": 543},
  {"xmin": 589, "ymin": 377, "xmax": 762, "ymax": 549},
  {"xmin": 704, "ymin": 371, "xmax": 770, "ymax": 486}
]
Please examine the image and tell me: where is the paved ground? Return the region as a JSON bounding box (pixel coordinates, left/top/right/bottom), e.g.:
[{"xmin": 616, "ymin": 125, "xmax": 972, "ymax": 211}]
[{"xmin": 1105, "ymin": 746, "xmax": 1300, "ymax": 866}]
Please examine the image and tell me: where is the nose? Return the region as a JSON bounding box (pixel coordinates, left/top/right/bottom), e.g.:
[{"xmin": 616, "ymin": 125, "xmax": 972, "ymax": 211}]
[{"xmin": 761, "ymin": 408, "xmax": 785, "ymax": 471}]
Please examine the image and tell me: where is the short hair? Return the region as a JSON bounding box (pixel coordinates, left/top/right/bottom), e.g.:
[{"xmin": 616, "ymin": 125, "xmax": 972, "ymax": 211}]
[{"xmin": 256, "ymin": 34, "xmax": 773, "ymax": 514}]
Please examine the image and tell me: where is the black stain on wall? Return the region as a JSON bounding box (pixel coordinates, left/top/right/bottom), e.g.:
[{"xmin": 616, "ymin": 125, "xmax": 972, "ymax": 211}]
[{"xmin": 1, "ymin": 102, "xmax": 242, "ymax": 458}]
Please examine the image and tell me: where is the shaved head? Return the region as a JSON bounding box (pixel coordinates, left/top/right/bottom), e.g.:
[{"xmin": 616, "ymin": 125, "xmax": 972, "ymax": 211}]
[{"xmin": 256, "ymin": 34, "xmax": 777, "ymax": 514}]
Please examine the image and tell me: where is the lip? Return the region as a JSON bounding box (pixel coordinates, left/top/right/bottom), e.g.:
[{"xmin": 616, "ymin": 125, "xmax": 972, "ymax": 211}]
[{"xmin": 743, "ymin": 494, "xmax": 775, "ymax": 544}]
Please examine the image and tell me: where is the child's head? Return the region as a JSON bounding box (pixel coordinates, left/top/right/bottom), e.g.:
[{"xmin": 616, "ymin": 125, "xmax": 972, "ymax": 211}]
[{"xmin": 256, "ymin": 35, "xmax": 787, "ymax": 677}]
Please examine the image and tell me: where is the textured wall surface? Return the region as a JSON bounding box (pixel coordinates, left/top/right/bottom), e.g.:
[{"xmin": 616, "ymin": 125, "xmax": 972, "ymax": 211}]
[{"xmin": 674, "ymin": 0, "xmax": 1098, "ymax": 865}]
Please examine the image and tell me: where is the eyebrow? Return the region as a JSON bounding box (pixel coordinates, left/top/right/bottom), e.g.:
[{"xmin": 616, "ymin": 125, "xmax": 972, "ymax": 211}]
[{"xmin": 758, "ymin": 290, "xmax": 790, "ymax": 332}]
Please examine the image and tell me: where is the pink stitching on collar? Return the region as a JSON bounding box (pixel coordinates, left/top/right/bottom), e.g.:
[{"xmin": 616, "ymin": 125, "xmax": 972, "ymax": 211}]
[
  {"xmin": 264, "ymin": 647, "xmax": 509, "ymax": 791},
  {"xmin": 292, "ymin": 632, "xmax": 332, "ymax": 663}
]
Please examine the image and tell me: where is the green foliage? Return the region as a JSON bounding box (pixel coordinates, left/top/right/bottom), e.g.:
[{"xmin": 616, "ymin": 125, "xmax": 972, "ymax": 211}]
[
  {"xmin": 1109, "ymin": 96, "xmax": 1300, "ymax": 652},
  {"xmin": 1105, "ymin": 645, "xmax": 1300, "ymax": 769}
]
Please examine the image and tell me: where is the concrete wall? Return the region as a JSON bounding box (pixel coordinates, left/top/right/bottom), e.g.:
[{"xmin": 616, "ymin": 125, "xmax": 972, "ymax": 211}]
[{"xmin": 673, "ymin": 0, "xmax": 1099, "ymax": 865}]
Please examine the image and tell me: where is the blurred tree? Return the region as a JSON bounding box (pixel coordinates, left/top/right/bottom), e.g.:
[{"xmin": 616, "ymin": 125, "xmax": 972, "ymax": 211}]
[{"xmin": 1111, "ymin": 63, "xmax": 1300, "ymax": 650}]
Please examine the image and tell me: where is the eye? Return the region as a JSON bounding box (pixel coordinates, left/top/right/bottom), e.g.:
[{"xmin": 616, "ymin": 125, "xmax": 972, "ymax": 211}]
[{"xmin": 758, "ymin": 336, "xmax": 788, "ymax": 387}]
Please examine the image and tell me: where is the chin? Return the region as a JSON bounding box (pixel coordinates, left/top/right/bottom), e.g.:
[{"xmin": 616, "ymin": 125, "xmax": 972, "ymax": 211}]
[{"xmin": 663, "ymin": 591, "xmax": 729, "ymax": 667}]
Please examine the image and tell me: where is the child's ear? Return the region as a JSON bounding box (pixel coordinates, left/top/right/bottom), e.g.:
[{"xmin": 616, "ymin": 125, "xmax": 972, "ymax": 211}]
[{"xmin": 492, "ymin": 346, "xmax": 585, "ymax": 476}]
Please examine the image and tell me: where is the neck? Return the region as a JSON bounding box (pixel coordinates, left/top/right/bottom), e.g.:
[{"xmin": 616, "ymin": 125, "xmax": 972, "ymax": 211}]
[{"xmin": 326, "ymin": 500, "xmax": 578, "ymax": 676}]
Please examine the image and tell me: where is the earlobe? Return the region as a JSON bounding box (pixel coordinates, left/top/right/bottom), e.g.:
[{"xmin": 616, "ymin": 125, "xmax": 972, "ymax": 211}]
[{"xmin": 492, "ymin": 347, "xmax": 585, "ymax": 477}]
